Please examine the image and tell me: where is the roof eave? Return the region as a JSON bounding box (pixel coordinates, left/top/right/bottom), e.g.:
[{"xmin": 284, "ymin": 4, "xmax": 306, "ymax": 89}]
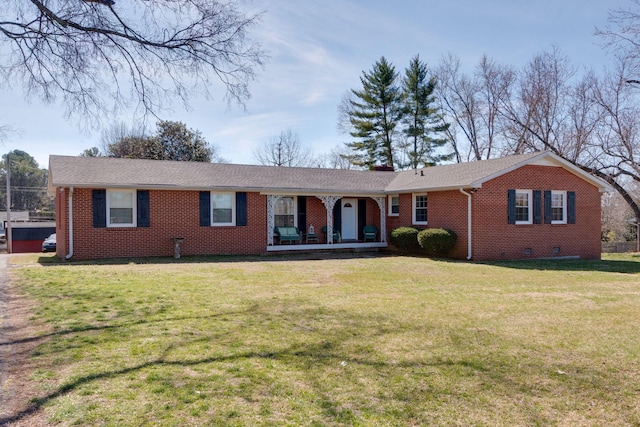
[
  {"xmin": 50, "ymin": 182, "xmax": 388, "ymax": 196},
  {"xmin": 386, "ymin": 184, "xmax": 476, "ymax": 194},
  {"xmin": 470, "ymin": 151, "xmax": 614, "ymax": 192}
]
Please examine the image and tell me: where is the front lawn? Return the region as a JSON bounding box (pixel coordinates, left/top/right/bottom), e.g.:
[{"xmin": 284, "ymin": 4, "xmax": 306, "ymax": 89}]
[{"xmin": 4, "ymin": 253, "xmax": 640, "ymax": 426}]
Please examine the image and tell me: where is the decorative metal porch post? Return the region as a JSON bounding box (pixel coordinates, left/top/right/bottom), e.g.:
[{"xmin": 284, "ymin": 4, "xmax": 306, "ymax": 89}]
[
  {"xmin": 373, "ymin": 196, "xmax": 387, "ymax": 242},
  {"xmin": 317, "ymin": 195, "xmax": 341, "ymax": 244},
  {"xmin": 266, "ymin": 194, "xmax": 284, "ymax": 245}
]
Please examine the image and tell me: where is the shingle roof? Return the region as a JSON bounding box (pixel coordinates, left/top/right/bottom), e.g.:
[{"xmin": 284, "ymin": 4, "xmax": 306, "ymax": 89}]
[
  {"xmin": 48, "ymin": 155, "xmax": 395, "ymax": 195},
  {"xmin": 48, "ymin": 151, "xmax": 610, "ymax": 195},
  {"xmin": 386, "ymin": 151, "xmax": 546, "ymax": 192}
]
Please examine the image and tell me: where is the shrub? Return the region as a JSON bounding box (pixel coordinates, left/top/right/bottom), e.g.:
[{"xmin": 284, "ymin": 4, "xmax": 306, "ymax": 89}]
[
  {"xmin": 389, "ymin": 227, "xmax": 421, "ymax": 252},
  {"xmin": 417, "ymin": 228, "xmax": 457, "ymax": 257}
]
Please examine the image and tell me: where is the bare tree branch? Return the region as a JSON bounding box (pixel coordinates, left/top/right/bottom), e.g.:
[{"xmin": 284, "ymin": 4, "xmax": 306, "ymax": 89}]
[
  {"xmin": 253, "ymin": 130, "xmax": 315, "ymax": 167},
  {"xmin": 0, "ymin": 0, "xmax": 266, "ymax": 126}
]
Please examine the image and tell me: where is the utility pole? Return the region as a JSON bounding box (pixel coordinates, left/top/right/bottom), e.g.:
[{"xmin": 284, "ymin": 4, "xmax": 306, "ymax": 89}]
[{"xmin": 5, "ymin": 152, "xmax": 11, "ymax": 254}]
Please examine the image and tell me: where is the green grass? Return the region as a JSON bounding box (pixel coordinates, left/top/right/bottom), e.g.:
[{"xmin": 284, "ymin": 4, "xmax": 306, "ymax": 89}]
[{"xmin": 7, "ymin": 253, "xmax": 640, "ymax": 426}]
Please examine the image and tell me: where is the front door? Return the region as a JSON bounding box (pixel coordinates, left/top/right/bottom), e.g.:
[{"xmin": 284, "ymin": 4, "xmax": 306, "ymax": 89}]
[{"xmin": 341, "ymin": 198, "xmax": 358, "ymax": 240}]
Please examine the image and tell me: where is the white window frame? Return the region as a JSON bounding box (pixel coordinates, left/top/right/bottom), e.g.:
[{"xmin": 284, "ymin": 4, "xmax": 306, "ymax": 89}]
[
  {"xmin": 106, "ymin": 189, "xmax": 137, "ymax": 228},
  {"xmin": 515, "ymin": 189, "xmax": 532, "ymax": 225},
  {"xmin": 274, "ymin": 196, "xmax": 297, "ymax": 228},
  {"xmin": 388, "ymin": 194, "xmax": 400, "ymax": 216},
  {"xmin": 211, "ymin": 192, "xmax": 236, "ymax": 226},
  {"xmin": 551, "ymin": 190, "xmax": 567, "ymax": 224},
  {"xmin": 412, "ymin": 193, "xmax": 428, "ymax": 225}
]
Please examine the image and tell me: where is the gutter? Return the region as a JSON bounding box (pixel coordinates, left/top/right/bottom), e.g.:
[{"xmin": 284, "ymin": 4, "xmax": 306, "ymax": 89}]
[
  {"xmin": 65, "ymin": 187, "xmax": 74, "ymax": 260},
  {"xmin": 459, "ymin": 188, "xmax": 472, "ymax": 260}
]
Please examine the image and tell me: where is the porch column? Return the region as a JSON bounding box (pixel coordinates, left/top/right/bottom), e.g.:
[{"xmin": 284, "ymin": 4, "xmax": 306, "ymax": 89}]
[
  {"xmin": 266, "ymin": 194, "xmax": 285, "ymax": 245},
  {"xmin": 317, "ymin": 195, "xmax": 341, "ymax": 244},
  {"xmin": 372, "ymin": 196, "xmax": 387, "ymax": 243}
]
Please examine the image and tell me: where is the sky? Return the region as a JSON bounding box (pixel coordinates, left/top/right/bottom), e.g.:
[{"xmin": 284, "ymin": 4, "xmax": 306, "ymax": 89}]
[{"xmin": 0, "ymin": 0, "xmax": 632, "ymax": 169}]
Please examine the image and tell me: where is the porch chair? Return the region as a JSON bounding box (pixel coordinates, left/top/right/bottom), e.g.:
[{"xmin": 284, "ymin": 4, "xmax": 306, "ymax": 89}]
[
  {"xmin": 274, "ymin": 226, "xmax": 302, "ymax": 244},
  {"xmin": 321, "ymin": 226, "xmax": 341, "ymax": 243},
  {"xmin": 363, "ymin": 225, "xmax": 378, "ymax": 242}
]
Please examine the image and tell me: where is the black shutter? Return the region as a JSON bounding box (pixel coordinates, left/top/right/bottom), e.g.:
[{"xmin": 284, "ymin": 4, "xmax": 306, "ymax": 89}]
[
  {"xmin": 333, "ymin": 198, "xmax": 342, "ymax": 233},
  {"xmin": 567, "ymin": 191, "xmax": 576, "ymax": 224},
  {"xmin": 358, "ymin": 199, "xmax": 367, "ymax": 240},
  {"xmin": 199, "ymin": 191, "xmax": 211, "ymax": 226},
  {"xmin": 236, "ymin": 192, "xmax": 247, "ymax": 226},
  {"xmin": 544, "ymin": 190, "xmax": 552, "ymax": 224},
  {"xmin": 507, "ymin": 189, "xmax": 516, "ymax": 224},
  {"xmin": 137, "ymin": 190, "xmax": 150, "ymax": 227},
  {"xmin": 533, "ymin": 190, "xmax": 542, "ymax": 224},
  {"xmin": 92, "ymin": 189, "xmax": 106, "ymax": 228},
  {"xmin": 297, "ymin": 196, "xmax": 306, "ymax": 232}
]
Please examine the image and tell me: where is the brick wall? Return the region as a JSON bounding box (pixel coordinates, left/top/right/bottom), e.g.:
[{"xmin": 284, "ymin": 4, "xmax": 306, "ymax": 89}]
[
  {"xmin": 385, "ymin": 192, "xmax": 469, "ymax": 259},
  {"xmin": 306, "ymin": 197, "xmax": 328, "ymax": 239},
  {"xmin": 63, "ymin": 189, "xmax": 267, "ymax": 260},
  {"xmin": 305, "ymin": 197, "xmax": 381, "ymax": 242},
  {"xmin": 59, "ymin": 191, "xmax": 388, "ymax": 259},
  {"xmin": 384, "ymin": 165, "xmax": 602, "ymax": 261},
  {"xmin": 55, "ymin": 188, "xmax": 68, "ymax": 259},
  {"xmin": 472, "ymin": 165, "xmax": 602, "ymax": 260}
]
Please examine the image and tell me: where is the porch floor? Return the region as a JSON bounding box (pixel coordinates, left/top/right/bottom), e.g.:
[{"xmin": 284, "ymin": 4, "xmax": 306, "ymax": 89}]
[{"xmin": 267, "ymin": 241, "xmax": 387, "ymax": 252}]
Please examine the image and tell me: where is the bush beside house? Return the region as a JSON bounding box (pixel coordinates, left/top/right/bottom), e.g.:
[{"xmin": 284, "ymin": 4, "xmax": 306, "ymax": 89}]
[
  {"xmin": 389, "ymin": 226, "xmax": 422, "ymax": 252},
  {"xmin": 418, "ymin": 228, "xmax": 457, "ymax": 257}
]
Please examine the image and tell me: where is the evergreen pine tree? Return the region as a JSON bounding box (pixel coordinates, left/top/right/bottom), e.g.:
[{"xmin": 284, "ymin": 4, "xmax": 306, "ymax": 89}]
[
  {"xmin": 346, "ymin": 57, "xmax": 403, "ymax": 169},
  {"xmin": 402, "ymin": 55, "xmax": 451, "ymax": 169}
]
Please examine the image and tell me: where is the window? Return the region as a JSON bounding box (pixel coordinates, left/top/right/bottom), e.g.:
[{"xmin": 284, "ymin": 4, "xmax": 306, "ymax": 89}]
[
  {"xmin": 412, "ymin": 194, "xmax": 428, "ymax": 225},
  {"xmin": 515, "ymin": 190, "xmax": 532, "ymax": 224},
  {"xmin": 274, "ymin": 196, "xmax": 296, "ymax": 227},
  {"xmin": 551, "ymin": 191, "xmax": 567, "ymax": 224},
  {"xmin": 388, "ymin": 195, "xmax": 399, "ymax": 216},
  {"xmin": 211, "ymin": 192, "xmax": 235, "ymax": 226},
  {"xmin": 200, "ymin": 191, "xmax": 246, "ymax": 227},
  {"xmin": 107, "ymin": 189, "xmax": 136, "ymax": 227}
]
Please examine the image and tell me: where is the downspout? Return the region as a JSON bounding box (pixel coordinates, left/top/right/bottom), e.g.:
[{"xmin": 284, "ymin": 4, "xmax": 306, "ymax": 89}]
[
  {"xmin": 65, "ymin": 187, "xmax": 74, "ymax": 260},
  {"xmin": 459, "ymin": 188, "xmax": 472, "ymax": 260}
]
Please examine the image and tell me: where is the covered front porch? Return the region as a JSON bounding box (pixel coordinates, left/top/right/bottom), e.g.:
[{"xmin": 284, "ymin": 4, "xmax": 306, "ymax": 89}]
[{"xmin": 264, "ymin": 193, "xmax": 388, "ymax": 252}]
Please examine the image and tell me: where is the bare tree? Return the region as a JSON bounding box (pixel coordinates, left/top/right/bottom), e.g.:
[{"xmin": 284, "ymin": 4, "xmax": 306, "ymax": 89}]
[
  {"xmin": 436, "ymin": 53, "xmax": 514, "ymax": 161},
  {"xmin": 316, "ymin": 145, "xmax": 358, "ymax": 170},
  {"xmin": 253, "ymin": 130, "xmax": 315, "ymax": 167},
  {"xmin": 588, "ymin": 55, "xmax": 640, "ymax": 222},
  {"xmin": 596, "ymin": 0, "xmax": 640, "ymax": 77},
  {"xmin": 99, "ymin": 121, "xmax": 146, "ymax": 154},
  {"xmin": 601, "ymin": 189, "xmax": 636, "ymax": 242},
  {"xmin": 501, "ymin": 47, "xmax": 577, "ymax": 156},
  {"xmin": 0, "ymin": 0, "xmax": 266, "ymax": 126},
  {"xmin": 500, "ymin": 49, "xmax": 640, "ymax": 231}
]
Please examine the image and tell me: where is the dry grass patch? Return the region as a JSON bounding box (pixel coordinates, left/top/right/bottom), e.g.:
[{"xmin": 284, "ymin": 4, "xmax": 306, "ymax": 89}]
[{"xmin": 2, "ymin": 252, "xmax": 640, "ymax": 426}]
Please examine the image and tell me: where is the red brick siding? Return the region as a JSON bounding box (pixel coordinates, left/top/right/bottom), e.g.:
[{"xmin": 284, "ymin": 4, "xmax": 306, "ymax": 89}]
[
  {"xmin": 472, "ymin": 165, "xmax": 602, "ymax": 260},
  {"xmin": 364, "ymin": 198, "xmax": 381, "ymax": 238},
  {"xmin": 55, "ymin": 189, "xmax": 68, "ymax": 258},
  {"xmin": 385, "ymin": 192, "xmax": 469, "ymax": 259},
  {"xmin": 64, "ymin": 189, "xmax": 267, "ymax": 260},
  {"xmin": 385, "ymin": 166, "xmax": 602, "ymax": 260},
  {"xmin": 303, "ymin": 197, "xmax": 382, "ymax": 242},
  {"xmin": 305, "ymin": 197, "xmax": 327, "ymax": 238}
]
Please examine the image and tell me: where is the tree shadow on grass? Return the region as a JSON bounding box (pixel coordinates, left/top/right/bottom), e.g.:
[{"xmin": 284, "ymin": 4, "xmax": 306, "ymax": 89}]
[
  {"xmin": 402, "ymin": 253, "xmax": 640, "ymax": 274},
  {"xmin": 36, "ymin": 251, "xmax": 640, "ymax": 274},
  {"xmin": 0, "ymin": 308, "xmax": 254, "ymax": 348},
  {"xmin": 1, "ymin": 299, "xmax": 632, "ymax": 425},
  {"xmin": 478, "ymin": 256, "xmax": 640, "ymax": 274},
  {"xmin": 0, "ymin": 331, "xmax": 525, "ymax": 425},
  {"xmin": 36, "ymin": 251, "xmax": 391, "ymax": 267}
]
